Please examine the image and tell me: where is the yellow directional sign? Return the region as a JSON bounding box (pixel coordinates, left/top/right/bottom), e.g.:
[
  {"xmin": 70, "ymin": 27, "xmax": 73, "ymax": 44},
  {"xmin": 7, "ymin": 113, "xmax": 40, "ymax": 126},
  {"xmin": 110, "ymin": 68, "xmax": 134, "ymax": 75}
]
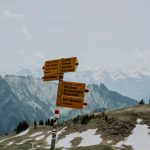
[
  {"xmin": 56, "ymin": 81, "xmax": 86, "ymax": 109},
  {"xmin": 42, "ymin": 57, "xmax": 78, "ymax": 81},
  {"xmin": 62, "ymin": 81, "xmax": 85, "ymax": 98},
  {"xmin": 42, "ymin": 59, "xmax": 61, "ymax": 81},
  {"xmin": 60, "ymin": 95, "xmax": 84, "ymax": 109},
  {"xmin": 61, "ymin": 57, "xmax": 78, "ymax": 73},
  {"xmin": 44, "ymin": 59, "xmax": 61, "ymax": 75},
  {"xmin": 56, "ymin": 80, "xmax": 63, "ymax": 106},
  {"xmin": 42, "ymin": 74, "xmax": 60, "ymax": 81}
]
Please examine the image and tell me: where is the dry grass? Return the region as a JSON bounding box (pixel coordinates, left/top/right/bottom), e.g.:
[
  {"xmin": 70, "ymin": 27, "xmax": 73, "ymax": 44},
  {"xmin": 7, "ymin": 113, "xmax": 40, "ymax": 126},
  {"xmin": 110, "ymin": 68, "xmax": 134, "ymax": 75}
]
[{"xmin": 0, "ymin": 104, "xmax": 150, "ymax": 150}]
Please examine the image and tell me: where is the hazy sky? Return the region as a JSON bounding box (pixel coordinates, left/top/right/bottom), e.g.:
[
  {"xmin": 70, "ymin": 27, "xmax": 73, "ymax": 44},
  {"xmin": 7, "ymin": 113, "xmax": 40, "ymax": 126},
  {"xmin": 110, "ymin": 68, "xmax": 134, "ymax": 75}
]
[{"xmin": 0, "ymin": 0, "xmax": 150, "ymax": 74}]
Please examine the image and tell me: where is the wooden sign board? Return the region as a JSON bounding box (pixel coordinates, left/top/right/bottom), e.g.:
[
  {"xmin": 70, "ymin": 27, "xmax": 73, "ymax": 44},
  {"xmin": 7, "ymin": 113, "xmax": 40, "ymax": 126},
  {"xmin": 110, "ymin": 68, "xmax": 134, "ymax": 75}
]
[
  {"xmin": 43, "ymin": 59, "xmax": 61, "ymax": 81},
  {"xmin": 42, "ymin": 74, "xmax": 60, "ymax": 81},
  {"xmin": 44, "ymin": 59, "xmax": 61, "ymax": 75},
  {"xmin": 42, "ymin": 57, "xmax": 78, "ymax": 81},
  {"xmin": 56, "ymin": 81, "xmax": 63, "ymax": 106},
  {"xmin": 62, "ymin": 81, "xmax": 85, "ymax": 98},
  {"xmin": 56, "ymin": 81, "xmax": 85, "ymax": 109},
  {"xmin": 60, "ymin": 95, "xmax": 84, "ymax": 109},
  {"xmin": 61, "ymin": 57, "xmax": 78, "ymax": 73}
]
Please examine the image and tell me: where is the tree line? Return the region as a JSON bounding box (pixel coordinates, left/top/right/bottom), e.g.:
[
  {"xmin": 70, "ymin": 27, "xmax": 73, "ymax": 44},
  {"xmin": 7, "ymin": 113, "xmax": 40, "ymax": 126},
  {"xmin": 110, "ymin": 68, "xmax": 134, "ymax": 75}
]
[
  {"xmin": 138, "ymin": 99, "xmax": 150, "ymax": 104},
  {"xmin": 15, "ymin": 119, "xmax": 55, "ymax": 134}
]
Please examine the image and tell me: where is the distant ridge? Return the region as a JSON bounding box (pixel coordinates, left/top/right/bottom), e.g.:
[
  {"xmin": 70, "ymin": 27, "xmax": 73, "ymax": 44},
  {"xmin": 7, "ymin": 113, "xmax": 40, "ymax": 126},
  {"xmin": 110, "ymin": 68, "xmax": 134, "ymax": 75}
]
[{"xmin": 0, "ymin": 75, "xmax": 137, "ymax": 134}]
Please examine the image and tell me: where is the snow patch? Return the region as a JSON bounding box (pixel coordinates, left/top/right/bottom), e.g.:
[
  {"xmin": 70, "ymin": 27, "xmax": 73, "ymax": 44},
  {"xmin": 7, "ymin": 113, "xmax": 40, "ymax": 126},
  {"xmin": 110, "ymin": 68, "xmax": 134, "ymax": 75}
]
[
  {"xmin": 30, "ymin": 132, "xmax": 43, "ymax": 137},
  {"xmin": 79, "ymin": 129, "xmax": 102, "ymax": 147},
  {"xmin": 107, "ymin": 140, "xmax": 113, "ymax": 144},
  {"xmin": 57, "ymin": 127, "xmax": 67, "ymax": 137},
  {"xmin": 0, "ymin": 129, "xmax": 29, "ymax": 143},
  {"xmin": 27, "ymin": 101, "xmax": 42, "ymax": 110},
  {"xmin": 137, "ymin": 118, "xmax": 143, "ymax": 124},
  {"xmin": 46, "ymin": 134, "xmax": 52, "ymax": 145},
  {"xmin": 36, "ymin": 145, "xmax": 41, "ymax": 148},
  {"xmin": 7, "ymin": 141, "xmax": 14, "ymax": 146},
  {"xmin": 35, "ymin": 135, "xmax": 45, "ymax": 141},
  {"xmin": 0, "ymin": 138, "xmax": 9, "ymax": 143},
  {"xmin": 56, "ymin": 129, "xmax": 102, "ymax": 149},
  {"xmin": 56, "ymin": 132, "xmax": 80, "ymax": 148},
  {"xmin": 16, "ymin": 138, "xmax": 32, "ymax": 145},
  {"xmin": 15, "ymin": 129, "xmax": 29, "ymax": 137},
  {"xmin": 47, "ymin": 131, "xmax": 51, "ymax": 134},
  {"xmin": 114, "ymin": 119, "xmax": 150, "ymax": 150},
  {"xmin": 46, "ymin": 127, "xmax": 67, "ymax": 145},
  {"xmin": 44, "ymin": 146, "xmax": 51, "ymax": 149}
]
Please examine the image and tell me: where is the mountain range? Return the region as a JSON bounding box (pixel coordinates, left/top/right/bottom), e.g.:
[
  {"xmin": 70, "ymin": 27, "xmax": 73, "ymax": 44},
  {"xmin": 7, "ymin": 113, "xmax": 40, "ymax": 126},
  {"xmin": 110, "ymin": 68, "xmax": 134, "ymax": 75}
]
[
  {"xmin": 0, "ymin": 75, "xmax": 137, "ymax": 134},
  {"xmin": 16, "ymin": 67, "xmax": 150, "ymax": 102}
]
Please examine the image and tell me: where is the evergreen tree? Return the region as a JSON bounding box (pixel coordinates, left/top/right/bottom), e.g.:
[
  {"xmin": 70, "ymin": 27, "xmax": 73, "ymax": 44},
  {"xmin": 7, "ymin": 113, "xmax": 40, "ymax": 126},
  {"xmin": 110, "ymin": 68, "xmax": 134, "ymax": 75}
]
[
  {"xmin": 45, "ymin": 120, "xmax": 48, "ymax": 126},
  {"xmin": 39, "ymin": 120, "xmax": 44, "ymax": 125},
  {"xmin": 47, "ymin": 119, "xmax": 51, "ymax": 126},
  {"xmin": 15, "ymin": 120, "xmax": 29, "ymax": 134},
  {"xmin": 81, "ymin": 115, "xmax": 91, "ymax": 124},
  {"xmin": 139, "ymin": 99, "xmax": 145, "ymax": 104},
  {"xmin": 34, "ymin": 120, "xmax": 37, "ymax": 129},
  {"xmin": 50, "ymin": 118, "xmax": 55, "ymax": 126}
]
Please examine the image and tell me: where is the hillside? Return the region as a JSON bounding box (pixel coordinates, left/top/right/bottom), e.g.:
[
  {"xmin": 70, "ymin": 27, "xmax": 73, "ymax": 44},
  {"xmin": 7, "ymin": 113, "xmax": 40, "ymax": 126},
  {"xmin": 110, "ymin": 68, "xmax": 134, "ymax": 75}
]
[
  {"xmin": 0, "ymin": 105, "xmax": 150, "ymax": 150},
  {"xmin": 0, "ymin": 75, "xmax": 137, "ymax": 134}
]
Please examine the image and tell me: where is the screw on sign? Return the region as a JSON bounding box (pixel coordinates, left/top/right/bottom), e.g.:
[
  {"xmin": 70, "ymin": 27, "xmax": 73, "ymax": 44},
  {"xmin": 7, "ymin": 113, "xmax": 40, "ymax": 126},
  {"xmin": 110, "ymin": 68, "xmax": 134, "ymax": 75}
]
[{"xmin": 59, "ymin": 73, "xmax": 64, "ymax": 81}]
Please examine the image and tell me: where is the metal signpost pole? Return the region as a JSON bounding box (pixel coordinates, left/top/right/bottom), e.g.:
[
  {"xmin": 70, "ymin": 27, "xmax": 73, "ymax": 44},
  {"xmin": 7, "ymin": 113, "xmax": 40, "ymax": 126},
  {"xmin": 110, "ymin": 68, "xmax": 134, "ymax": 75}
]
[
  {"xmin": 50, "ymin": 116, "xmax": 58, "ymax": 150},
  {"xmin": 50, "ymin": 107, "xmax": 60, "ymax": 150},
  {"xmin": 42, "ymin": 57, "xmax": 87, "ymax": 150},
  {"xmin": 51, "ymin": 74, "xmax": 63, "ymax": 150}
]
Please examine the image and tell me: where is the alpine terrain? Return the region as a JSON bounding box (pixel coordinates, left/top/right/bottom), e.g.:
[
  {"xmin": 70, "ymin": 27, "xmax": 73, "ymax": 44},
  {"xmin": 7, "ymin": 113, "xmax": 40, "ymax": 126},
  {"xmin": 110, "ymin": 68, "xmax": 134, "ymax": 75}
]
[
  {"xmin": 0, "ymin": 75, "xmax": 137, "ymax": 134},
  {"xmin": 0, "ymin": 105, "xmax": 150, "ymax": 150}
]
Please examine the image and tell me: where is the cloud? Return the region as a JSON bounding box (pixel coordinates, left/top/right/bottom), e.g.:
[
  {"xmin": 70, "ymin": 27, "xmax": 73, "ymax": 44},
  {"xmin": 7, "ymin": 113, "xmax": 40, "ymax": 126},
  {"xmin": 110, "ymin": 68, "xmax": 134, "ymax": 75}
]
[
  {"xmin": 0, "ymin": 10, "xmax": 33, "ymax": 42},
  {"xmin": 1, "ymin": 10, "xmax": 23, "ymax": 20},
  {"xmin": 33, "ymin": 51, "xmax": 45, "ymax": 60},
  {"xmin": 134, "ymin": 49, "xmax": 150, "ymax": 62},
  {"xmin": 21, "ymin": 27, "xmax": 33, "ymax": 42}
]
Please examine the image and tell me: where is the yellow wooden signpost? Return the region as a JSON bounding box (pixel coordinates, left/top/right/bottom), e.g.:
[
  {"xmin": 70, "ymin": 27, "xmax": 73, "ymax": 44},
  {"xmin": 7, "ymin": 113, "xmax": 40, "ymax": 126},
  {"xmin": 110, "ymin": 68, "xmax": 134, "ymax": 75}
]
[
  {"xmin": 56, "ymin": 81, "xmax": 86, "ymax": 109},
  {"xmin": 42, "ymin": 57, "xmax": 78, "ymax": 81},
  {"xmin": 42, "ymin": 57, "xmax": 88, "ymax": 150},
  {"xmin": 42, "ymin": 59, "xmax": 61, "ymax": 81},
  {"xmin": 61, "ymin": 57, "xmax": 78, "ymax": 73}
]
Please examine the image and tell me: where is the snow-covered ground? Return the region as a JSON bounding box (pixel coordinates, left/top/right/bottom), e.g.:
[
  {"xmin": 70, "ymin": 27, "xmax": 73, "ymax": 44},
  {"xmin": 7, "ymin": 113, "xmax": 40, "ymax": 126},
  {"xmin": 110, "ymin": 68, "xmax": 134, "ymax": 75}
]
[
  {"xmin": 46, "ymin": 127, "xmax": 67, "ymax": 145},
  {"xmin": 16, "ymin": 139, "xmax": 32, "ymax": 145},
  {"xmin": 7, "ymin": 141, "xmax": 14, "ymax": 146},
  {"xmin": 0, "ymin": 128, "xmax": 29, "ymax": 143},
  {"xmin": 1, "ymin": 121, "xmax": 150, "ymax": 150},
  {"xmin": 14, "ymin": 129, "xmax": 29, "ymax": 137},
  {"xmin": 35, "ymin": 135, "xmax": 45, "ymax": 141},
  {"xmin": 56, "ymin": 129, "xmax": 102, "ymax": 149},
  {"xmin": 30, "ymin": 132, "xmax": 43, "ymax": 137},
  {"xmin": 56, "ymin": 132, "xmax": 80, "ymax": 148},
  {"xmin": 78, "ymin": 129, "xmax": 102, "ymax": 147},
  {"xmin": 57, "ymin": 127, "xmax": 67, "ymax": 137},
  {"xmin": 114, "ymin": 119, "xmax": 150, "ymax": 150},
  {"xmin": 107, "ymin": 140, "xmax": 113, "ymax": 144},
  {"xmin": 0, "ymin": 128, "xmax": 102, "ymax": 149}
]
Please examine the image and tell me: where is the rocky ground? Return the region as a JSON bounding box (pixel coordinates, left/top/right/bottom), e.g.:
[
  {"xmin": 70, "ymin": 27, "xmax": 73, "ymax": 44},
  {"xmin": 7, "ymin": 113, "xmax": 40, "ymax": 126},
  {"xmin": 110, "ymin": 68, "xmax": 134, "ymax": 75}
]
[{"xmin": 0, "ymin": 104, "xmax": 150, "ymax": 150}]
